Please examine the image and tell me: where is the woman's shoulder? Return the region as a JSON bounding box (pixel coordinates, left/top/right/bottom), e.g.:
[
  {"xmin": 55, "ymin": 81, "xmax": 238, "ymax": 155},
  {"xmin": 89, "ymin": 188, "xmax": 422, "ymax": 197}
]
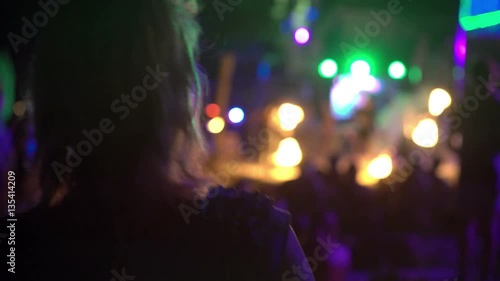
[
  {"xmin": 201, "ymin": 186, "xmax": 290, "ymax": 231},
  {"xmin": 196, "ymin": 186, "xmax": 292, "ymax": 276},
  {"xmin": 179, "ymin": 186, "xmax": 292, "ymax": 254}
]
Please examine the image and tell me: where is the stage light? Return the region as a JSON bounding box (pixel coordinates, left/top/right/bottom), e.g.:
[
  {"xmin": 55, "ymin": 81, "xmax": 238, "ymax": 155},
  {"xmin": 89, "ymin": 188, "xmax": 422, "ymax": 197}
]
[
  {"xmin": 318, "ymin": 59, "xmax": 338, "ymax": 78},
  {"xmin": 367, "ymin": 154, "xmax": 393, "ymax": 179},
  {"xmin": 357, "ymin": 168, "xmax": 379, "ymax": 187},
  {"xmin": 207, "ymin": 117, "xmax": 225, "ymax": 134},
  {"xmin": 459, "ymin": 0, "xmax": 500, "ymax": 31},
  {"xmin": 294, "ymin": 27, "xmax": 310, "ymax": 45},
  {"xmin": 329, "ymin": 72, "xmax": 380, "ymax": 120},
  {"xmin": 278, "ymin": 103, "xmax": 304, "ymax": 131},
  {"xmin": 428, "ymin": 88, "xmax": 452, "ymax": 116},
  {"xmin": 412, "ymin": 118, "xmax": 438, "ymax": 148},
  {"xmin": 307, "ymin": 7, "xmax": 319, "ymax": 21},
  {"xmin": 330, "ymin": 79, "xmax": 357, "ymax": 118},
  {"xmin": 350, "ymin": 60, "xmax": 370, "ymax": 76},
  {"xmin": 359, "ymin": 75, "xmax": 380, "ymax": 92},
  {"xmin": 270, "ymin": 166, "xmax": 301, "ymax": 182},
  {"xmin": 460, "ymin": 10, "xmax": 500, "ymax": 31},
  {"xmin": 228, "ymin": 107, "xmax": 245, "ymax": 124},
  {"xmin": 13, "ymin": 101, "xmax": 26, "ymax": 117},
  {"xmin": 25, "ymin": 139, "xmax": 37, "ymax": 158},
  {"xmin": 388, "ymin": 61, "xmax": 406, "ymax": 79},
  {"xmin": 408, "ymin": 67, "xmax": 422, "ymax": 84},
  {"xmin": 273, "ymin": 138, "xmax": 303, "ymax": 167},
  {"xmin": 257, "ymin": 60, "xmax": 271, "ymax": 81},
  {"xmin": 329, "ymin": 74, "xmax": 362, "ymax": 120},
  {"xmin": 205, "ymin": 103, "xmax": 220, "ymax": 118},
  {"xmin": 454, "ymin": 26, "xmax": 466, "ymax": 66}
]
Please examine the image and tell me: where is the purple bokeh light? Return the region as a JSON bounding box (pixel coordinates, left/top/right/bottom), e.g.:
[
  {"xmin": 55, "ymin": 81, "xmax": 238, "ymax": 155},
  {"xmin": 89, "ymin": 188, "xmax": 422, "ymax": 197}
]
[{"xmin": 294, "ymin": 27, "xmax": 310, "ymax": 45}]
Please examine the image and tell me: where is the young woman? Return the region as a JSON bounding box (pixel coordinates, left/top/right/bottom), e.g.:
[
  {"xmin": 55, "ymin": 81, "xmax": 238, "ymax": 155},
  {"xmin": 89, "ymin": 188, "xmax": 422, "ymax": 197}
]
[{"xmin": 0, "ymin": 1, "xmax": 313, "ymax": 280}]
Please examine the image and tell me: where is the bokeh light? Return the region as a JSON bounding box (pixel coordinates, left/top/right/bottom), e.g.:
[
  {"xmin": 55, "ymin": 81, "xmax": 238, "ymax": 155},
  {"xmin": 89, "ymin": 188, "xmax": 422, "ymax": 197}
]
[
  {"xmin": 273, "ymin": 138, "xmax": 303, "ymax": 167},
  {"xmin": 330, "ymin": 76, "xmax": 361, "ymax": 120},
  {"xmin": 318, "ymin": 59, "xmax": 338, "ymax": 78},
  {"xmin": 25, "ymin": 139, "xmax": 37, "ymax": 158},
  {"xmin": 350, "ymin": 60, "xmax": 371, "ymax": 76},
  {"xmin": 257, "ymin": 60, "xmax": 271, "ymax": 81},
  {"xmin": 207, "ymin": 117, "xmax": 225, "ymax": 134},
  {"xmin": 13, "ymin": 101, "xmax": 26, "ymax": 117},
  {"xmin": 367, "ymin": 154, "xmax": 393, "ymax": 179},
  {"xmin": 412, "ymin": 118, "xmax": 439, "ymax": 148},
  {"xmin": 294, "ymin": 27, "xmax": 310, "ymax": 45},
  {"xmin": 329, "ymin": 74, "xmax": 380, "ymax": 120},
  {"xmin": 436, "ymin": 160, "xmax": 460, "ymax": 187},
  {"xmin": 408, "ymin": 67, "xmax": 422, "ymax": 84},
  {"xmin": 228, "ymin": 107, "xmax": 245, "ymax": 124},
  {"xmin": 270, "ymin": 166, "xmax": 301, "ymax": 182},
  {"xmin": 205, "ymin": 103, "xmax": 220, "ymax": 118},
  {"xmin": 278, "ymin": 103, "xmax": 304, "ymax": 131},
  {"xmin": 356, "ymin": 168, "xmax": 379, "ymax": 188},
  {"xmin": 428, "ymin": 88, "xmax": 452, "ymax": 116},
  {"xmin": 388, "ymin": 61, "xmax": 407, "ymax": 79},
  {"xmin": 307, "ymin": 7, "xmax": 319, "ymax": 22},
  {"xmin": 359, "ymin": 75, "xmax": 381, "ymax": 92}
]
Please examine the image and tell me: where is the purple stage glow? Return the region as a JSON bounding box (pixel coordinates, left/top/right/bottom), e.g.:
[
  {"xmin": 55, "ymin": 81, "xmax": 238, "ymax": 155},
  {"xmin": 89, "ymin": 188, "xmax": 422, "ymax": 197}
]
[{"xmin": 454, "ymin": 25, "xmax": 466, "ymax": 66}]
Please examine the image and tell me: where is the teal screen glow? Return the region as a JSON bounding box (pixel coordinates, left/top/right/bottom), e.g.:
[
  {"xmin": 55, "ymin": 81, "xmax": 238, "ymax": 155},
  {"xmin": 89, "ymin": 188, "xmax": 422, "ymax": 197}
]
[{"xmin": 459, "ymin": 0, "xmax": 500, "ymax": 31}]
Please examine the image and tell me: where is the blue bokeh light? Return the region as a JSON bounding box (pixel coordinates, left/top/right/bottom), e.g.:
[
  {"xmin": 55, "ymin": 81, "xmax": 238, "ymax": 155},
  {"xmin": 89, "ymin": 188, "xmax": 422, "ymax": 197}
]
[
  {"xmin": 228, "ymin": 107, "xmax": 245, "ymax": 124},
  {"xmin": 307, "ymin": 7, "xmax": 319, "ymax": 22},
  {"xmin": 257, "ymin": 60, "xmax": 271, "ymax": 82}
]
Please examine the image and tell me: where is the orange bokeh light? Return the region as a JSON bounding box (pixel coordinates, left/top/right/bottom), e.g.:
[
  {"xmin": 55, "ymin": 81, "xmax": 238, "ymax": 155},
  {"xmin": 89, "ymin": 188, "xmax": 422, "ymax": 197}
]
[{"xmin": 205, "ymin": 103, "xmax": 220, "ymax": 118}]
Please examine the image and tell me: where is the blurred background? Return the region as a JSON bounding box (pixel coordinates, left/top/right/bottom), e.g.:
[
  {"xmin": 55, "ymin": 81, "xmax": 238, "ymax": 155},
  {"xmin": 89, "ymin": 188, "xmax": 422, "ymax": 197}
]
[{"xmin": 1, "ymin": 0, "xmax": 500, "ymax": 280}]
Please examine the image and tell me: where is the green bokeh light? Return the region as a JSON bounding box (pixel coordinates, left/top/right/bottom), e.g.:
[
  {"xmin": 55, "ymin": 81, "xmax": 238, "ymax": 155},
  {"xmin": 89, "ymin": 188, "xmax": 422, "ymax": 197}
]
[
  {"xmin": 408, "ymin": 66, "xmax": 422, "ymax": 84},
  {"xmin": 318, "ymin": 59, "xmax": 338, "ymax": 78},
  {"xmin": 0, "ymin": 51, "xmax": 15, "ymax": 122},
  {"xmin": 388, "ymin": 61, "xmax": 407, "ymax": 79},
  {"xmin": 350, "ymin": 60, "xmax": 371, "ymax": 76}
]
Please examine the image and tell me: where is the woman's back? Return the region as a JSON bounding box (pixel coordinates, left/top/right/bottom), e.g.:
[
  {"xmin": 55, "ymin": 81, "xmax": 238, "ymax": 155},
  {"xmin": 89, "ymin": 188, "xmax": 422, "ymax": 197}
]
[{"xmin": 1, "ymin": 187, "xmax": 297, "ymax": 281}]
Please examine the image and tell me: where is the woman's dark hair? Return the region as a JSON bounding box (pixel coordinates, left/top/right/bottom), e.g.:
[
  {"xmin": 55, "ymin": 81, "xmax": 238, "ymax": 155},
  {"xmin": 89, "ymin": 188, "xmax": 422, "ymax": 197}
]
[{"xmin": 33, "ymin": 0, "xmax": 208, "ymax": 207}]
